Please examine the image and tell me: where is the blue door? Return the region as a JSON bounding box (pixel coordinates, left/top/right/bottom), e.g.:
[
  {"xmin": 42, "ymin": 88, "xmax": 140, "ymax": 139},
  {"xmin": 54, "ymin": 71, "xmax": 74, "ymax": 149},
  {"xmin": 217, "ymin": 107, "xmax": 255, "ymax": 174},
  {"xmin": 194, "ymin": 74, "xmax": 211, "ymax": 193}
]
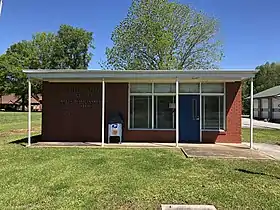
[{"xmin": 179, "ymin": 95, "xmax": 200, "ymax": 143}]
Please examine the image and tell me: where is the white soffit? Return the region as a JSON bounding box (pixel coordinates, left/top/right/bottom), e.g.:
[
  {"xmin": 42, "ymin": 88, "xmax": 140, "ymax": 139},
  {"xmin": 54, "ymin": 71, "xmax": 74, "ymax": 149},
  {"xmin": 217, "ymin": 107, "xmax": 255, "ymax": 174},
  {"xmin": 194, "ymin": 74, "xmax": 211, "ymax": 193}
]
[{"xmin": 23, "ymin": 69, "xmax": 257, "ymax": 81}]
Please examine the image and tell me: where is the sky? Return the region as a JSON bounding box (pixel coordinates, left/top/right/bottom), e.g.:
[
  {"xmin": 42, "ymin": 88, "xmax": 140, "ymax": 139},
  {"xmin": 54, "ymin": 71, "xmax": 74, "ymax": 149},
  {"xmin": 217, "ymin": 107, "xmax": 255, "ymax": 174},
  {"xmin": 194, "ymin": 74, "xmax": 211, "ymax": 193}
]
[{"xmin": 0, "ymin": 0, "xmax": 279, "ymax": 69}]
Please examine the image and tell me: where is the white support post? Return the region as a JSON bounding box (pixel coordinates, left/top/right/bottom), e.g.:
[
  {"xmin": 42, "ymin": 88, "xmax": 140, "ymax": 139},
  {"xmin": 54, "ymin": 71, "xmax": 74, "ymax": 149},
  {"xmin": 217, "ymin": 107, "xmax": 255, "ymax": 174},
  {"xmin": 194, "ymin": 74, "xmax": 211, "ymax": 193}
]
[
  {"xmin": 101, "ymin": 79, "xmax": 105, "ymax": 147},
  {"xmin": 250, "ymin": 77, "xmax": 254, "ymax": 149},
  {"xmin": 175, "ymin": 78, "xmax": 179, "ymax": 147},
  {"xmin": 151, "ymin": 83, "xmax": 154, "ymax": 129},
  {"xmin": 199, "ymin": 82, "xmax": 202, "ymax": 142},
  {"xmin": 28, "ymin": 80, "xmax": 31, "ymax": 147}
]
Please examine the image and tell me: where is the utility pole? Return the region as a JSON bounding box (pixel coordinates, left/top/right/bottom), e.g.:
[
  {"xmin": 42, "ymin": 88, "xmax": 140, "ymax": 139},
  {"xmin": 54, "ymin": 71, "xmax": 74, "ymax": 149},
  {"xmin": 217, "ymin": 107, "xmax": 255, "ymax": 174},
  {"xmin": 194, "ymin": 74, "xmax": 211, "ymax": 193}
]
[{"xmin": 0, "ymin": 0, "xmax": 3, "ymax": 17}]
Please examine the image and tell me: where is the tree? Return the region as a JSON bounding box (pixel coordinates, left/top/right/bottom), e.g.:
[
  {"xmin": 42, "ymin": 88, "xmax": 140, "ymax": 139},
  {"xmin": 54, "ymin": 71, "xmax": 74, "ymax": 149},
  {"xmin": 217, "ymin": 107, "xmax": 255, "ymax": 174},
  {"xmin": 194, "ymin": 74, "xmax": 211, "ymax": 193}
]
[
  {"xmin": 31, "ymin": 32, "xmax": 58, "ymax": 69},
  {"xmin": 104, "ymin": 0, "xmax": 222, "ymax": 70},
  {"xmin": 0, "ymin": 24, "xmax": 94, "ymax": 110},
  {"xmin": 0, "ymin": 54, "xmax": 13, "ymax": 95},
  {"xmin": 242, "ymin": 62, "xmax": 280, "ymax": 114},
  {"xmin": 2, "ymin": 41, "xmax": 42, "ymax": 110},
  {"xmin": 55, "ymin": 25, "xmax": 94, "ymax": 69}
]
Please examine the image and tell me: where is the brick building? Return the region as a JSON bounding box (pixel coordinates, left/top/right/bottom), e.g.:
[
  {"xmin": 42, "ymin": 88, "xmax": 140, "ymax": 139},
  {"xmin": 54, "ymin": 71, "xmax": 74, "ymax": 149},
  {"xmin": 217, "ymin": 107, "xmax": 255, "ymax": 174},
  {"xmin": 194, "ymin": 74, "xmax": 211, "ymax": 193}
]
[
  {"xmin": 0, "ymin": 94, "xmax": 42, "ymax": 111},
  {"xmin": 24, "ymin": 70, "xmax": 256, "ymax": 145}
]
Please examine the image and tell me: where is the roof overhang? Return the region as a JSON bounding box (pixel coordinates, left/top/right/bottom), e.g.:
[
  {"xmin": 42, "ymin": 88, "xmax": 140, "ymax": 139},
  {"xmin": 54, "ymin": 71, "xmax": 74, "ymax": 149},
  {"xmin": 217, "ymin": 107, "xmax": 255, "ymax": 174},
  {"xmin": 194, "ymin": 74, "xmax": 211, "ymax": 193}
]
[
  {"xmin": 23, "ymin": 69, "xmax": 257, "ymax": 82},
  {"xmin": 248, "ymin": 94, "xmax": 280, "ymax": 100}
]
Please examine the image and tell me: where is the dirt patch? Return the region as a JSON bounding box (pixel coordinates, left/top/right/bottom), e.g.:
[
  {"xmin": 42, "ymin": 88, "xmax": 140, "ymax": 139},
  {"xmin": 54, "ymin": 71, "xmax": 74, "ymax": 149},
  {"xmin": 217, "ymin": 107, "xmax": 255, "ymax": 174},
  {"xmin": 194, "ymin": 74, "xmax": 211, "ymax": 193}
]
[
  {"xmin": 0, "ymin": 128, "xmax": 40, "ymax": 137},
  {"xmin": 10, "ymin": 129, "xmax": 39, "ymax": 133}
]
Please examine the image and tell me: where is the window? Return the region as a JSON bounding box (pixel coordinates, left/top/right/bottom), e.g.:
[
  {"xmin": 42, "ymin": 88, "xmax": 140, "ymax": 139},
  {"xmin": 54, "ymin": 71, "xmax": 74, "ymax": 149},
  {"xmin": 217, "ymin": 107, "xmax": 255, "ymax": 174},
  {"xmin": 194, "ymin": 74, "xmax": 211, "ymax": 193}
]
[
  {"xmin": 129, "ymin": 83, "xmax": 226, "ymax": 130},
  {"xmin": 130, "ymin": 83, "xmax": 175, "ymax": 129},
  {"xmin": 154, "ymin": 96, "xmax": 175, "ymax": 129},
  {"xmin": 130, "ymin": 83, "xmax": 152, "ymax": 93},
  {"xmin": 201, "ymin": 83, "xmax": 224, "ymax": 93},
  {"xmin": 130, "ymin": 96, "xmax": 152, "ymax": 128},
  {"xmin": 154, "ymin": 84, "xmax": 175, "ymax": 93},
  {"xmin": 202, "ymin": 96, "xmax": 224, "ymax": 130},
  {"xmin": 180, "ymin": 83, "xmax": 199, "ymax": 93}
]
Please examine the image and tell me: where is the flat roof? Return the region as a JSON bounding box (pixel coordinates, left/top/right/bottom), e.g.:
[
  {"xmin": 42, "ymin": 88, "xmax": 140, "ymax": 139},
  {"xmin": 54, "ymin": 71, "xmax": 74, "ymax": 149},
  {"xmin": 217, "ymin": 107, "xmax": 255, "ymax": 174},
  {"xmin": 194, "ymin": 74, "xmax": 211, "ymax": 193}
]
[{"xmin": 23, "ymin": 69, "xmax": 256, "ymax": 82}]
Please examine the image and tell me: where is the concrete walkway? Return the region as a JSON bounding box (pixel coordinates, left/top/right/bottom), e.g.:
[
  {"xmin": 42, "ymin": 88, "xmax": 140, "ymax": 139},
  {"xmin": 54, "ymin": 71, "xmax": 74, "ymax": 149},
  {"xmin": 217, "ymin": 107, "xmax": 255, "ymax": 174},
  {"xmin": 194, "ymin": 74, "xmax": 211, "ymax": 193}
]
[
  {"xmin": 32, "ymin": 142, "xmax": 278, "ymax": 160},
  {"xmin": 243, "ymin": 142, "xmax": 280, "ymax": 160},
  {"xmin": 31, "ymin": 142, "xmax": 178, "ymax": 148},
  {"xmin": 242, "ymin": 118, "xmax": 280, "ymax": 129},
  {"xmin": 181, "ymin": 143, "xmax": 273, "ymax": 159}
]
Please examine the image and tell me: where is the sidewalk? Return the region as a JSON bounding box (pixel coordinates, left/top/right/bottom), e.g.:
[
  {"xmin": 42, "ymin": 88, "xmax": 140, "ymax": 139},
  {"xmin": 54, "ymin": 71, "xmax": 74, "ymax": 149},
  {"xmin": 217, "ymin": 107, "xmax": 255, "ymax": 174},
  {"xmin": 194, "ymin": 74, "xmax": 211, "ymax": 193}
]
[
  {"xmin": 243, "ymin": 142, "xmax": 280, "ymax": 160},
  {"xmin": 242, "ymin": 118, "xmax": 280, "ymax": 130}
]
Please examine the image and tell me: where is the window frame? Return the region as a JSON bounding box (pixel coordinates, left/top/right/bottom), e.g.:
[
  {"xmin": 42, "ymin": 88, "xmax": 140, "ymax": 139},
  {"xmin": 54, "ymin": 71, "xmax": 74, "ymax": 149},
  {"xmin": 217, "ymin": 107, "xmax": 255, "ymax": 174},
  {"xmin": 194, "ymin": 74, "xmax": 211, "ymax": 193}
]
[
  {"xmin": 128, "ymin": 84, "xmax": 153, "ymax": 130},
  {"xmin": 128, "ymin": 82, "xmax": 226, "ymax": 131},
  {"xmin": 201, "ymin": 83, "xmax": 226, "ymax": 131},
  {"xmin": 129, "ymin": 95, "xmax": 152, "ymax": 129},
  {"xmin": 153, "ymin": 84, "xmax": 176, "ymax": 130},
  {"xmin": 154, "ymin": 95, "xmax": 176, "ymax": 129},
  {"xmin": 179, "ymin": 83, "xmax": 200, "ymax": 95},
  {"xmin": 129, "ymin": 83, "xmax": 176, "ymax": 130}
]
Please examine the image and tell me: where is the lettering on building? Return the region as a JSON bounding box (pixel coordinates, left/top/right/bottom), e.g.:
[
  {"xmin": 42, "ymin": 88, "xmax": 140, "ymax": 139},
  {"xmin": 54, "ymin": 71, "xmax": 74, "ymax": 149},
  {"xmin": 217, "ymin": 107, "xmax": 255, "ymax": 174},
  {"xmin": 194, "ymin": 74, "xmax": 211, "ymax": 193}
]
[{"xmin": 60, "ymin": 86, "xmax": 102, "ymax": 108}]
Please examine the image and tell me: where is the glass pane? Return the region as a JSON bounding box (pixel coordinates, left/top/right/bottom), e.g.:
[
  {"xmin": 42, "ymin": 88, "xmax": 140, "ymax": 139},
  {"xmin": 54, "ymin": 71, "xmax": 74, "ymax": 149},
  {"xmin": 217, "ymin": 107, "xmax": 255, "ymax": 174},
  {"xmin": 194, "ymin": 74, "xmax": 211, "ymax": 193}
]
[
  {"xmin": 130, "ymin": 84, "xmax": 152, "ymax": 93},
  {"xmin": 154, "ymin": 83, "xmax": 175, "ymax": 93},
  {"xmin": 130, "ymin": 96, "xmax": 152, "ymax": 128},
  {"xmin": 180, "ymin": 83, "xmax": 199, "ymax": 93},
  {"xmin": 202, "ymin": 96, "xmax": 219, "ymax": 129},
  {"xmin": 154, "ymin": 96, "xmax": 175, "ymax": 129},
  {"xmin": 202, "ymin": 83, "xmax": 224, "ymax": 93}
]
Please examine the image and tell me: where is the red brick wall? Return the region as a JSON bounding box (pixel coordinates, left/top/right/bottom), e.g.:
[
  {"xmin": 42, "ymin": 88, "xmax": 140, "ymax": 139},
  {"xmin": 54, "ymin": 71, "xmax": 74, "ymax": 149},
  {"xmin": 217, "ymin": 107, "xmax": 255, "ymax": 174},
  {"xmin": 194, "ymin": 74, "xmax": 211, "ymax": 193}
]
[
  {"xmin": 202, "ymin": 82, "xmax": 242, "ymax": 143},
  {"xmin": 126, "ymin": 130, "xmax": 175, "ymax": 142},
  {"xmin": 42, "ymin": 82, "xmax": 102, "ymax": 141},
  {"xmin": 42, "ymin": 82, "xmax": 241, "ymax": 143},
  {"xmin": 105, "ymin": 83, "xmax": 127, "ymax": 141}
]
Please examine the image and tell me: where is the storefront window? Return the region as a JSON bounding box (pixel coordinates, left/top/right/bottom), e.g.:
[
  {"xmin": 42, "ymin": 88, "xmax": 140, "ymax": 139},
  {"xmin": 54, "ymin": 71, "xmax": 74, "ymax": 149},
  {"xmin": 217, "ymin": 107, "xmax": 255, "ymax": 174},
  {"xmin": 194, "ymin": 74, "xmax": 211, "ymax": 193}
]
[
  {"xmin": 202, "ymin": 96, "xmax": 224, "ymax": 130},
  {"xmin": 130, "ymin": 96, "xmax": 152, "ymax": 128},
  {"xmin": 179, "ymin": 83, "xmax": 199, "ymax": 93},
  {"xmin": 130, "ymin": 83, "xmax": 152, "ymax": 93},
  {"xmin": 201, "ymin": 83, "xmax": 224, "ymax": 93},
  {"xmin": 129, "ymin": 83, "xmax": 225, "ymax": 130},
  {"xmin": 154, "ymin": 84, "xmax": 175, "ymax": 93},
  {"xmin": 154, "ymin": 96, "xmax": 175, "ymax": 129}
]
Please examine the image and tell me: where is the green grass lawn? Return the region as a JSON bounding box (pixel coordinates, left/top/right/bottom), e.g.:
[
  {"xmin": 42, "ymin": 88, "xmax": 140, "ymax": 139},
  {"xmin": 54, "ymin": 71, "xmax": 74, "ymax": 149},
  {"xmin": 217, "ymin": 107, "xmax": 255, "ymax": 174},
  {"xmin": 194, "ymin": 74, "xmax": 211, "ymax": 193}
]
[
  {"xmin": 0, "ymin": 112, "xmax": 280, "ymax": 209},
  {"xmin": 242, "ymin": 128, "xmax": 280, "ymax": 144}
]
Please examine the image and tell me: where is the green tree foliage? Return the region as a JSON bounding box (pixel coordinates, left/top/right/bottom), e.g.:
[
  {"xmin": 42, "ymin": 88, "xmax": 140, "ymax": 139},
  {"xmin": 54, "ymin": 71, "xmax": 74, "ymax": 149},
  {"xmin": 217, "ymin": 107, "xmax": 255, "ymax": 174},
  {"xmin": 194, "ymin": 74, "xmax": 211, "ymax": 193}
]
[
  {"xmin": 0, "ymin": 24, "xmax": 94, "ymax": 110},
  {"xmin": 31, "ymin": 32, "xmax": 58, "ymax": 69},
  {"xmin": 104, "ymin": 0, "xmax": 223, "ymax": 70},
  {"xmin": 2, "ymin": 41, "xmax": 41, "ymax": 110},
  {"xmin": 0, "ymin": 54, "xmax": 16, "ymax": 95},
  {"xmin": 55, "ymin": 25, "xmax": 94, "ymax": 69},
  {"xmin": 243, "ymin": 62, "xmax": 280, "ymax": 114}
]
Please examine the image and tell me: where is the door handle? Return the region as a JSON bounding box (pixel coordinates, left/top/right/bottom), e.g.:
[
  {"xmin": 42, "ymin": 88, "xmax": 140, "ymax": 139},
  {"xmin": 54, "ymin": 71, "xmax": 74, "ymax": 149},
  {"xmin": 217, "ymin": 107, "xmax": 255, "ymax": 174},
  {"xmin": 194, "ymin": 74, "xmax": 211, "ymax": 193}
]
[{"xmin": 192, "ymin": 99, "xmax": 199, "ymax": 121}]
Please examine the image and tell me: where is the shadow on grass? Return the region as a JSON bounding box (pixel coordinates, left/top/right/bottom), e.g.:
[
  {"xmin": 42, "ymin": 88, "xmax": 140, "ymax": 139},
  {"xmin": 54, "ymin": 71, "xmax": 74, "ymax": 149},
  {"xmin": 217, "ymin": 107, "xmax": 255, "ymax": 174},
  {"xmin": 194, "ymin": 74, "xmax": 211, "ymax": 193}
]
[
  {"xmin": 9, "ymin": 135, "xmax": 41, "ymax": 147},
  {"xmin": 236, "ymin": 169, "xmax": 280, "ymax": 180}
]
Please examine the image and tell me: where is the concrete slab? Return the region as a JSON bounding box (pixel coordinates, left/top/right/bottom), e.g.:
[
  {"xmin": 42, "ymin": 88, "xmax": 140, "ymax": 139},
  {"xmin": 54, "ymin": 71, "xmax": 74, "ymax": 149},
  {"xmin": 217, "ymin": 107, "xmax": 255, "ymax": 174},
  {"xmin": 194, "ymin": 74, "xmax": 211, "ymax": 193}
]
[
  {"xmin": 31, "ymin": 142, "xmax": 177, "ymax": 148},
  {"xmin": 181, "ymin": 143, "xmax": 273, "ymax": 159},
  {"xmin": 243, "ymin": 142, "xmax": 280, "ymax": 160},
  {"xmin": 30, "ymin": 142, "xmax": 278, "ymax": 161},
  {"xmin": 31, "ymin": 142, "xmax": 102, "ymax": 148},
  {"xmin": 161, "ymin": 204, "xmax": 216, "ymax": 210}
]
